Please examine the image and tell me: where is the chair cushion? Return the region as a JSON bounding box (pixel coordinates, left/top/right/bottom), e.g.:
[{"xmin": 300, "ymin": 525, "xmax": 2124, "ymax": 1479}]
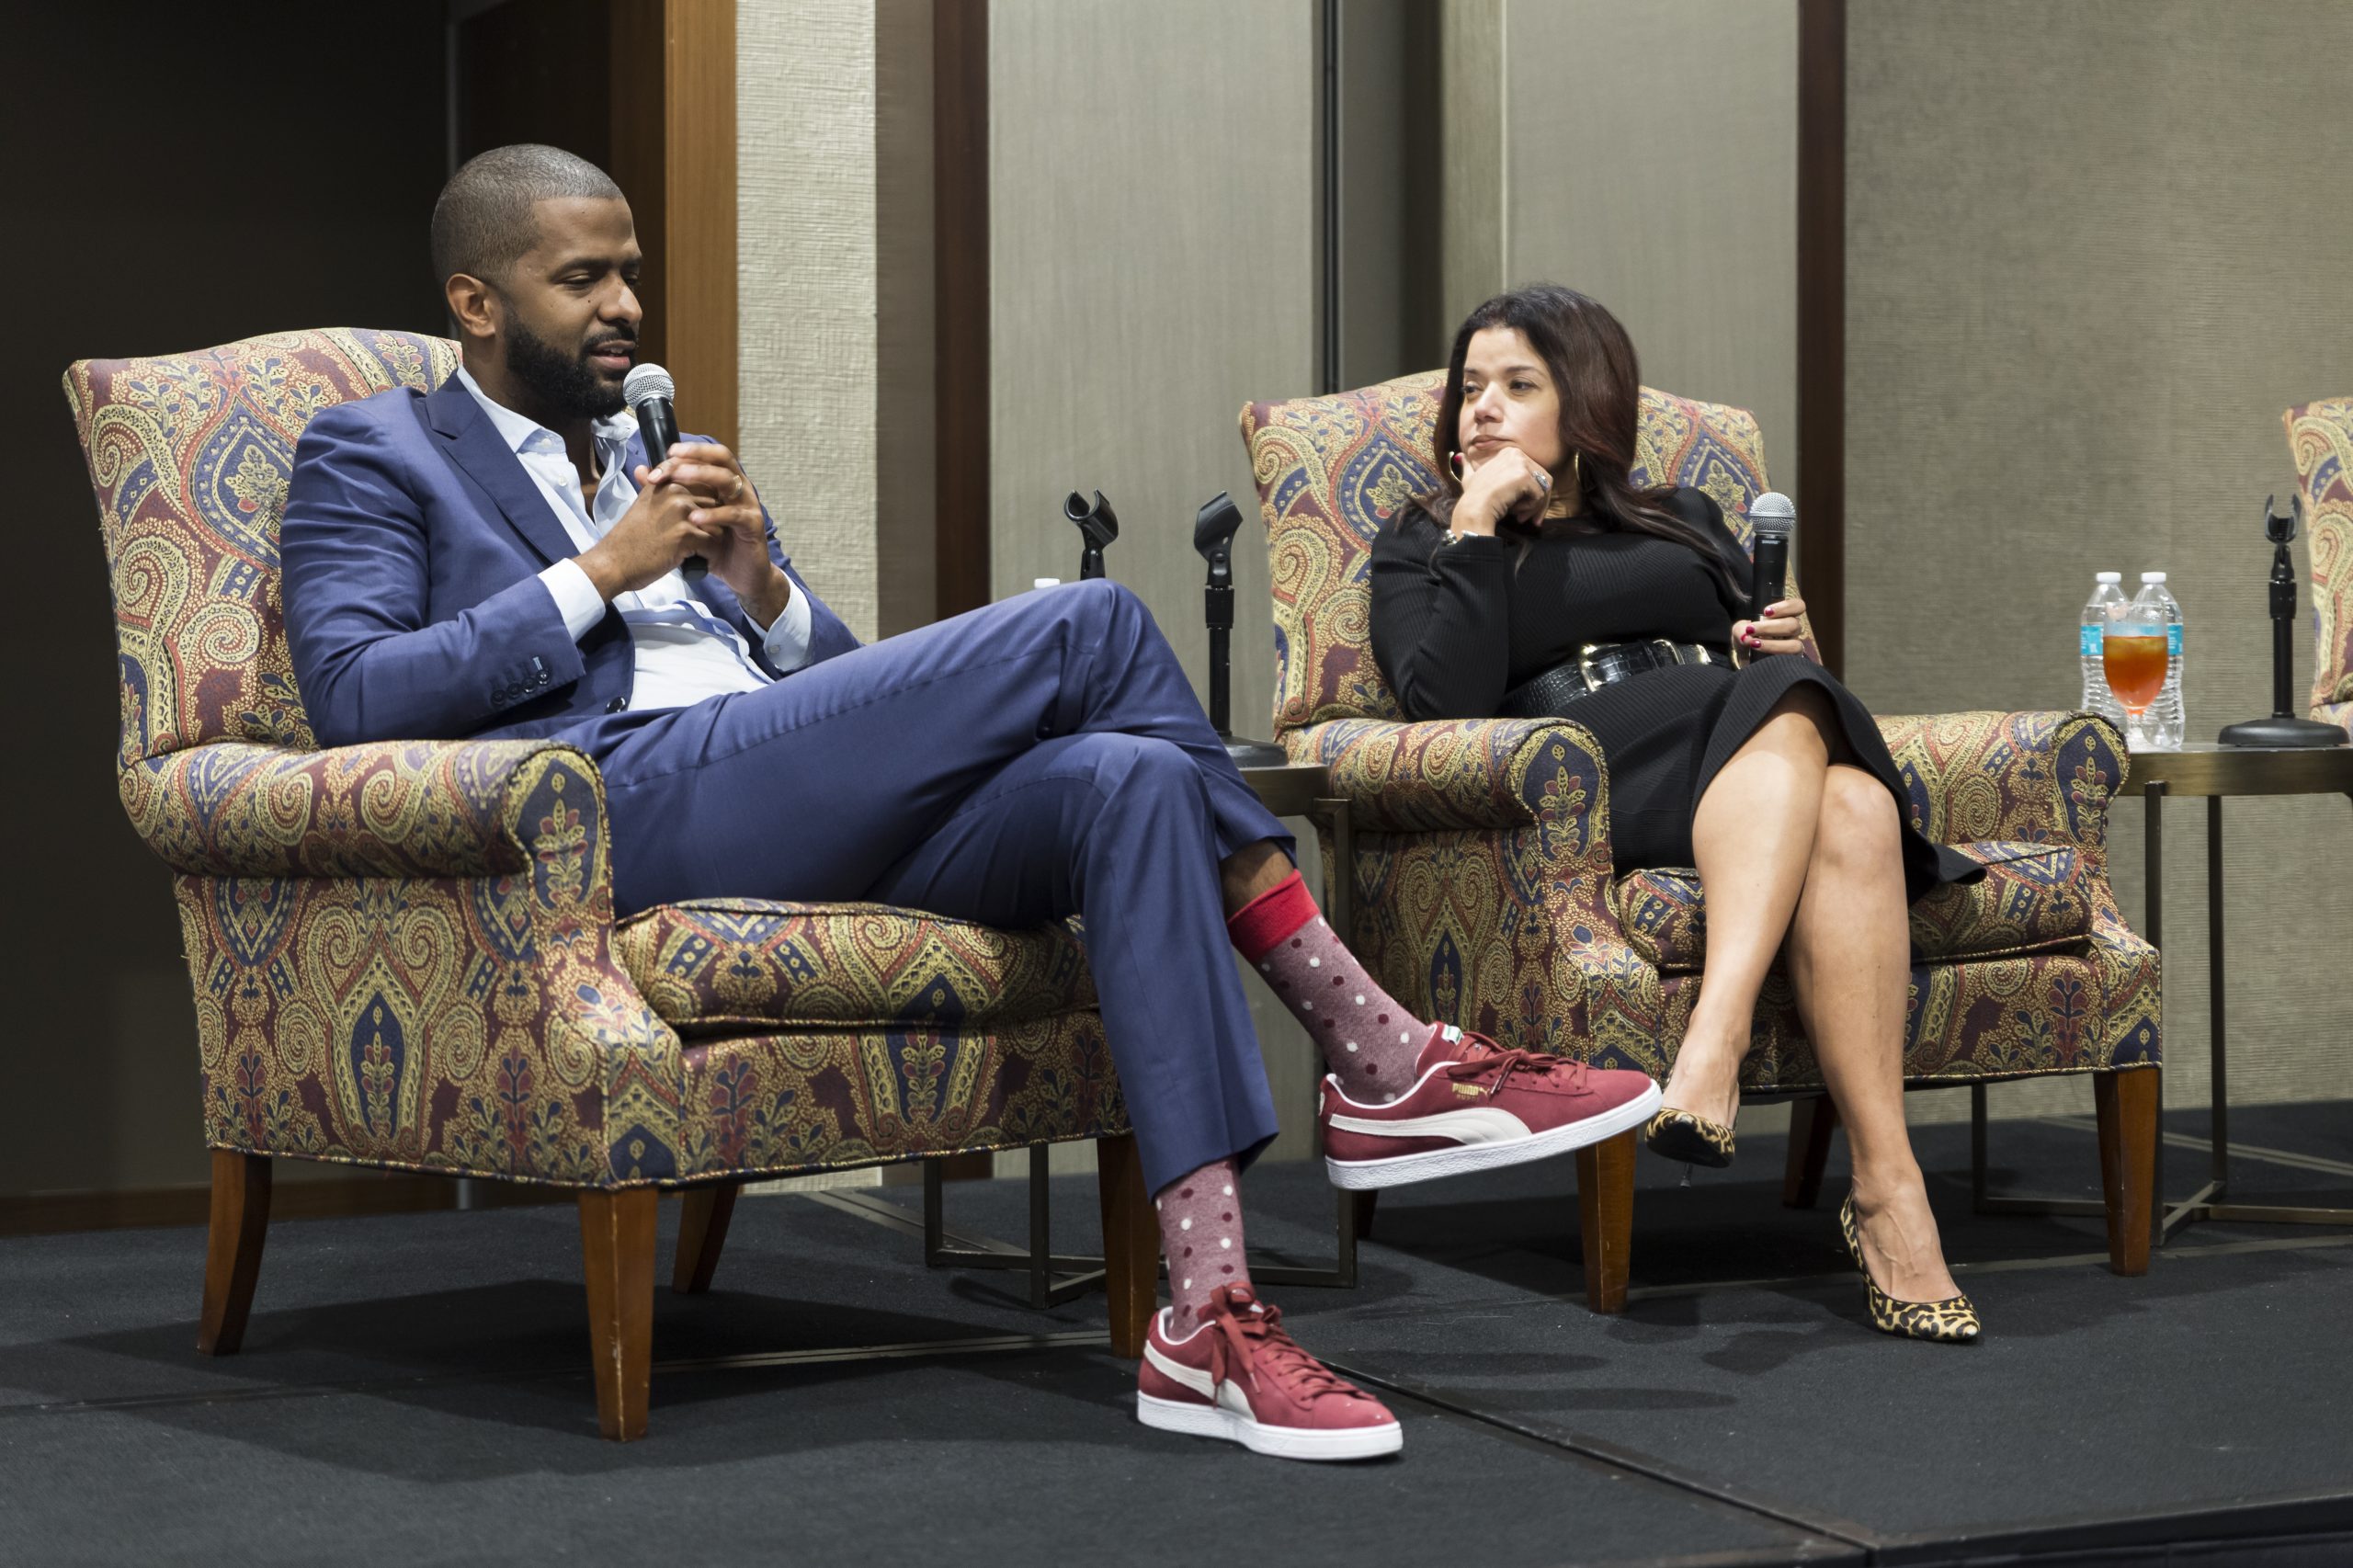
[
  {"xmin": 615, "ymin": 899, "xmax": 1097, "ymax": 1034},
  {"xmin": 1612, "ymin": 842, "xmax": 2092, "ymax": 972}
]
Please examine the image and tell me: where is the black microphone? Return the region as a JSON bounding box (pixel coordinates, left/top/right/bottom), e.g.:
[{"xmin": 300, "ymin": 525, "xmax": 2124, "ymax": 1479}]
[
  {"xmin": 1747, "ymin": 491, "xmax": 1795, "ymax": 643},
  {"xmin": 623, "ymin": 362, "xmax": 703, "ymax": 583}
]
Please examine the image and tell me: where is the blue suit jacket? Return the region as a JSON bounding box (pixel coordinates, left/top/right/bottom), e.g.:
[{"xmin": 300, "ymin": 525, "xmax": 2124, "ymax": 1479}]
[{"xmin": 281, "ymin": 376, "xmax": 861, "ymax": 748}]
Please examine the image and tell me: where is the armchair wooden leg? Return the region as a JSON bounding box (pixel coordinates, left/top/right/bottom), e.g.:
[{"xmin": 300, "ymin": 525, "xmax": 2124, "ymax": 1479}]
[
  {"xmin": 578, "ymin": 1187, "xmax": 659, "ymax": 1441},
  {"xmin": 2094, "ymin": 1066, "xmax": 2158, "ymax": 1277},
  {"xmin": 1783, "ymin": 1096, "xmax": 1838, "ymax": 1210},
  {"xmin": 1575, "ymin": 1129, "xmax": 1638, "ymax": 1313},
  {"xmin": 1095, "ymin": 1133, "xmax": 1156, "ymax": 1358},
  {"xmin": 198, "ymin": 1150, "xmax": 272, "ymax": 1356},
  {"xmin": 672, "ymin": 1182, "xmax": 742, "ymax": 1294}
]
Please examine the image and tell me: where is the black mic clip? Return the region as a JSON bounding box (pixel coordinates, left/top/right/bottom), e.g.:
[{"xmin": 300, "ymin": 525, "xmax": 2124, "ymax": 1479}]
[
  {"xmin": 1194, "ymin": 491, "xmax": 1241, "ymax": 632},
  {"xmin": 1064, "ymin": 490, "xmax": 1120, "ymax": 580}
]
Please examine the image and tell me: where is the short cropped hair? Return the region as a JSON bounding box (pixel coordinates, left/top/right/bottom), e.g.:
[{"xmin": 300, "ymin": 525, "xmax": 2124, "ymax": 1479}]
[{"xmin": 430, "ymin": 143, "xmax": 623, "ymax": 284}]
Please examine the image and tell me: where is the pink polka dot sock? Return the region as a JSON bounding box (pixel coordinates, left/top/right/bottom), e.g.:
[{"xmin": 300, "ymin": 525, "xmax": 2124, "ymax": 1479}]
[
  {"xmin": 1155, "ymin": 1158, "xmax": 1251, "ymax": 1325},
  {"xmin": 1228, "ymin": 870, "xmax": 1432, "ymax": 1104}
]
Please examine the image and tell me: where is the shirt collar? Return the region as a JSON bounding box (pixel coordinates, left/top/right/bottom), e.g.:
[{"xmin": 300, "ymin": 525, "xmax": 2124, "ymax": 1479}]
[{"xmin": 453, "ymin": 364, "xmax": 639, "ymax": 455}]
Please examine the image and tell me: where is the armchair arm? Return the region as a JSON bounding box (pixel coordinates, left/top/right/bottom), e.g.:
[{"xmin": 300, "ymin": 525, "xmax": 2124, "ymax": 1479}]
[
  {"xmin": 119, "ymin": 737, "xmax": 609, "ymax": 881},
  {"xmin": 1874, "ymin": 710, "xmax": 2129, "ymax": 850},
  {"xmin": 1287, "ymin": 715, "xmax": 1613, "ymax": 851}
]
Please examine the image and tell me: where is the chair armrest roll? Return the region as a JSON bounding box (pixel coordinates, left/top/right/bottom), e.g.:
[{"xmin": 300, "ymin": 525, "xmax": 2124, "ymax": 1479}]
[
  {"xmin": 119, "ymin": 737, "xmax": 610, "ymax": 881},
  {"xmin": 1874, "ymin": 710, "xmax": 2129, "ymax": 849},
  {"xmin": 1288, "ymin": 715, "xmax": 1613, "ymax": 849}
]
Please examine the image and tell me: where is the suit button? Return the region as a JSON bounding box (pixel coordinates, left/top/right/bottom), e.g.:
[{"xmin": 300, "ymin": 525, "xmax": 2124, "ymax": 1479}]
[{"xmin": 606, "ymin": 697, "xmax": 628, "ymax": 713}]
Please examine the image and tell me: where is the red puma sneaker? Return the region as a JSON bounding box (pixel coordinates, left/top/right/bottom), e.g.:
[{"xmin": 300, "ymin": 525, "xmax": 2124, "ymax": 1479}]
[
  {"xmin": 1320, "ymin": 1026, "xmax": 1662, "ymax": 1189},
  {"xmin": 1136, "ymin": 1284, "xmax": 1402, "ymax": 1460}
]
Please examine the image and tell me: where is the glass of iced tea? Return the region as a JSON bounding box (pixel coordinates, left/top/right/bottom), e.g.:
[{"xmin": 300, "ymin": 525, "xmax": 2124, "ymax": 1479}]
[{"xmin": 2102, "ymin": 619, "xmax": 2167, "ymax": 748}]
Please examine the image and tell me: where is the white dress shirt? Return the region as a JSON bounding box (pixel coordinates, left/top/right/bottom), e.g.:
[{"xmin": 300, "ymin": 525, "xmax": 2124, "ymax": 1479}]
[{"xmin": 454, "ymin": 367, "xmax": 814, "ymax": 711}]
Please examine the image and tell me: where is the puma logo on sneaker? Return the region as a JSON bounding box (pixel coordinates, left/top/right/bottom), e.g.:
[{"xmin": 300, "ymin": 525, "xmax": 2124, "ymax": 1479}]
[
  {"xmin": 1134, "ymin": 1284, "xmax": 1401, "ymax": 1461},
  {"xmin": 1319, "ymin": 1026, "xmax": 1662, "ymax": 1189}
]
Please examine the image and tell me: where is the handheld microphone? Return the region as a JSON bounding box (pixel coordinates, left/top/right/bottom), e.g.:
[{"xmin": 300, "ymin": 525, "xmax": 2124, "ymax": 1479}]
[
  {"xmin": 623, "ymin": 362, "xmax": 703, "ymax": 582},
  {"xmin": 1747, "ymin": 491, "xmax": 1795, "ymax": 639}
]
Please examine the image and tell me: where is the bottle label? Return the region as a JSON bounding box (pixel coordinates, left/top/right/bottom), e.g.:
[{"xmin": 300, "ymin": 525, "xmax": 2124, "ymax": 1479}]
[
  {"xmin": 2080, "ymin": 624, "xmax": 2102, "ymax": 656},
  {"xmin": 2167, "ymin": 625, "xmax": 2183, "ymax": 656}
]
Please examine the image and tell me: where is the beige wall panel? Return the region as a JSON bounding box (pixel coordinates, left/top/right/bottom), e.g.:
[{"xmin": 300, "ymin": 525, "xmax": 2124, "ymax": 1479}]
[
  {"xmin": 1503, "ymin": 0, "xmax": 1799, "ymax": 498},
  {"xmin": 1847, "ymin": 0, "xmax": 2353, "ymax": 1119},
  {"xmin": 991, "ymin": 0, "xmax": 1325, "ymax": 1160},
  {"xmin": 1441, "ymin": 0, "xmax": 1506, "ymax": 333},
  {"xmin": 740, "ymin": 0, "xmax": 882, "ymax": 640}
]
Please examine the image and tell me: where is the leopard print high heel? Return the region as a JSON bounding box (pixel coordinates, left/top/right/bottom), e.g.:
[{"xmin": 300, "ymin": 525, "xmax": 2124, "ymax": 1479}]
[
  {"xmin": 1838, "ymin": 1193, "xmax": 1981, "ymax": 1344},
  {"xmin": 1643, "ymin": 1107, "xmax": 1736, "ymax": 1167}
]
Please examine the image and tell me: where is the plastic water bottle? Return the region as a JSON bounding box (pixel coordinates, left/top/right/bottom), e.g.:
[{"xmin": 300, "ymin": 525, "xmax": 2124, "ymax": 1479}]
[
  {"xmin": 2079, "ymin": 572, "xmax": 2127, "ymax": 727},
  {"xmin": 2136, "ymin": 572, "xmax": 2186, "ymax": 748}
]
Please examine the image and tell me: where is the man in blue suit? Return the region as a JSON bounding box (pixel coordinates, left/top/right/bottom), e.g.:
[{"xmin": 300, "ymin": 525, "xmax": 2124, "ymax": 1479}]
[{"xmin": 284, "ymin": 144, "xmax": 1649, "ymax": 1460}]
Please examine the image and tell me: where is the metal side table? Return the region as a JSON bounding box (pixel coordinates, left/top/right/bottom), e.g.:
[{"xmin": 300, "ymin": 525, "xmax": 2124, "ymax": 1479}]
[
  {"xmin": 1974, "ymin": 742, "xmax": 2353, "ymax": 1244},
  {"xmin": 916, "ymin": 760, "xmax": 1367, "ymax": 1304}
]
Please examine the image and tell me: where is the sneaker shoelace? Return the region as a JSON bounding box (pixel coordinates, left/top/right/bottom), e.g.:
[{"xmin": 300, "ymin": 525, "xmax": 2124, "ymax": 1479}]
[
  {"xmin": 1441, "ymin": 1030, "xmax": 1590, "ymax": 1096},
  {"xmin": 1207, "ymin": 1297, "xmax": 1374, "ymax": 1406}
]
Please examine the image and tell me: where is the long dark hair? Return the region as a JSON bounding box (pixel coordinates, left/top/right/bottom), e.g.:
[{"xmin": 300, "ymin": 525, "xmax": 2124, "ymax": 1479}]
[{"xmin": 1423, "ymin": 285, "xmax": 1743, "ymax": 604}]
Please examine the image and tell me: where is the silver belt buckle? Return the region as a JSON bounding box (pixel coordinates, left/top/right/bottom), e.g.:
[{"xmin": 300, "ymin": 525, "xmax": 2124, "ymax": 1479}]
[
  {"xmin": 1575, "ymin": 642, "xmax": 1605, "ymax": 692},
  {"xmin": 1653, "ymin": 638, "xmax": 1681, "ymax": 666}
]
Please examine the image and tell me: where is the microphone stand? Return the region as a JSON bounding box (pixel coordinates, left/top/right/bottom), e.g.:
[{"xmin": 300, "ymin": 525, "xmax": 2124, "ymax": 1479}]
[
  {"xmin": 1194, "ymin": 492, "xmax": 1290, "ymax": 768},
  {"xmin": 2220, "ymin": 494, "xmax": 2347, "ymax": 747},
  {"xmin": 1063, "ymin": 491, "xmax": 1120, "ymax": 580}
]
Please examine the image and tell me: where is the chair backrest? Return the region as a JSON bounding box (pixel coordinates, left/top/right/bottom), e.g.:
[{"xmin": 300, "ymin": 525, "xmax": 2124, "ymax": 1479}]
[
  {"xmin": 1241, "ymin": 369, "xmax": 1775, "ymax": 735},
  {"xmin": 2283, "ymin": 398, "xmax": 2353, "ymax": 715},
  {"xmin": 63, "ymin": 328, "xmax": 458, "ymax": 767}
]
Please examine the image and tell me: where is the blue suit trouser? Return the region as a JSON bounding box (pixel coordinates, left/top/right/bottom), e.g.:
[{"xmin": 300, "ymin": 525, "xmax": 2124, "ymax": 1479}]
[{"xmin": 558, "ymin": 580, "xmax": 1290, "ymax": 1194}]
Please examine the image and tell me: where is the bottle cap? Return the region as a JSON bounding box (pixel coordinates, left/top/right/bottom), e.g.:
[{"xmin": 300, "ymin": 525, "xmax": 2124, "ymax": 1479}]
[
  {"xmin": 1033, "ymin": 577, "xmax": 1062, "ymax": 590},
  {"xmin": 2141, "ymin": 571, "xmax": 2166, "ymax": 583},
  {"xmin": 2095, "ymin": 571, "xmax": 2121, "ymax": 582}
]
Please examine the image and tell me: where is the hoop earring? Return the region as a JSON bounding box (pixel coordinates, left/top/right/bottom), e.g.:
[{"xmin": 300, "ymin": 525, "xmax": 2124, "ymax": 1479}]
[
  {"xmin": 1449, "ymin": 451, "xmax": 1466, "ymax": 482},
  {"xmin": 1541, "ymin": 452, "xmax": 1583, "ymax": 520}
]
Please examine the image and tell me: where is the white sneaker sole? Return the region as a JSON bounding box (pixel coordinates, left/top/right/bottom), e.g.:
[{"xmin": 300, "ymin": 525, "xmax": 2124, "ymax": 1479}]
[
  {"xmin": 1323, "ymin": 1080, "xmax": 1664, "ymax": 1190},
  {"xmin": 1135, "ymin": 1391, "xmax": 1403, "ymax": 1460}
]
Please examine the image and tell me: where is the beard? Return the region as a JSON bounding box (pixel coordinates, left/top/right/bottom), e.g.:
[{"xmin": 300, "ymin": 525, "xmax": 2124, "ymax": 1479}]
[{"xmin": 504, "ymin": 311, "xmax": 633, "ymax": 420}]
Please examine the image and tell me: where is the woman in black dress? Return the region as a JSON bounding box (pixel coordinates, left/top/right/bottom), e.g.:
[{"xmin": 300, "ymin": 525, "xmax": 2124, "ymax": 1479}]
[{"xmin": 1369, "ymin": 285, "xmax": 1982, "ymax": 1343}]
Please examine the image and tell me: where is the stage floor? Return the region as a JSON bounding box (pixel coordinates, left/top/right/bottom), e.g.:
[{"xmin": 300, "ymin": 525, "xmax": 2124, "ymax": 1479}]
[{"xmin": 5, "ymin": 1104, "xmax": 2352, "ymax": 1567}]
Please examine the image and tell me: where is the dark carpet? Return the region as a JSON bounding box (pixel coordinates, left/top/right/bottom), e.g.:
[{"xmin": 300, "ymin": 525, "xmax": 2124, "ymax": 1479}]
[{"xmin": 1, "ymin": 1101, "xmax": 2347, "ymax": 1567}]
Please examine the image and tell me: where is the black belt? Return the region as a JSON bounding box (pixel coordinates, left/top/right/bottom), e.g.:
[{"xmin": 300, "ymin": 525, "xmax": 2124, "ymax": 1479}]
[{"xmin": 1498, "ymin": 638, "xmax": 1728, "ymax": 719}]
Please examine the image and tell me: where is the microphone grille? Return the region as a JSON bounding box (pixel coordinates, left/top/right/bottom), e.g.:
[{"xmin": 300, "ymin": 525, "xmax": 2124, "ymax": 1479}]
[
  {"xmin": 622, "ymin": 362, "xmax": 675, "ymax": 403},
  {"xmin": 1748, "ymin": 490, "xmax": 1796, "ymax": 538}
]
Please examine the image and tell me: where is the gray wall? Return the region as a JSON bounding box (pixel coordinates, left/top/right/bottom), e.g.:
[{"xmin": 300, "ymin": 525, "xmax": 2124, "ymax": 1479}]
[
  {"xmin": 1846, "ymin": 0, "xmax": 2353, "ymax": 1116},
  {"xmin": 990, "ymin": 0, "xmax": 1328, "ymax": 1160}
]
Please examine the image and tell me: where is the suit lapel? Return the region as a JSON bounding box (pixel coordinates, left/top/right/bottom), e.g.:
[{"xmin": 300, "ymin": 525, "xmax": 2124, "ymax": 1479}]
[{"xmin": 425, "ymin": 377, "xmax": 582, "ymax": 568}]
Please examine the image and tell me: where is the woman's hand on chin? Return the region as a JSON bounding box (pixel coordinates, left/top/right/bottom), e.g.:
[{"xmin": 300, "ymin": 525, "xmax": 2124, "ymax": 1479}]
[
  {"xmin": 1733, "ymin": 598, "xmax": 1808, "ymax": 656},
  {"xmin": 1453, "ymin": 447, "xmax": 1551, "ymax": 534}
]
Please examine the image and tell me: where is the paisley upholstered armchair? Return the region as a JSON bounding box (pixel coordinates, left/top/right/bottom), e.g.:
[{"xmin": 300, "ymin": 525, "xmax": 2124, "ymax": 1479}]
[
  {"xmin": 66, "ymin": 328, "xmax": 1156, "ymax": 1439},
  {"xmin": 1241, "ymin": 372, "xmax": 2164, "ymax": 1291},
  {"xmin": 2283, "ymin": 399, "xmax": 2353, "ymax": 731}
]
